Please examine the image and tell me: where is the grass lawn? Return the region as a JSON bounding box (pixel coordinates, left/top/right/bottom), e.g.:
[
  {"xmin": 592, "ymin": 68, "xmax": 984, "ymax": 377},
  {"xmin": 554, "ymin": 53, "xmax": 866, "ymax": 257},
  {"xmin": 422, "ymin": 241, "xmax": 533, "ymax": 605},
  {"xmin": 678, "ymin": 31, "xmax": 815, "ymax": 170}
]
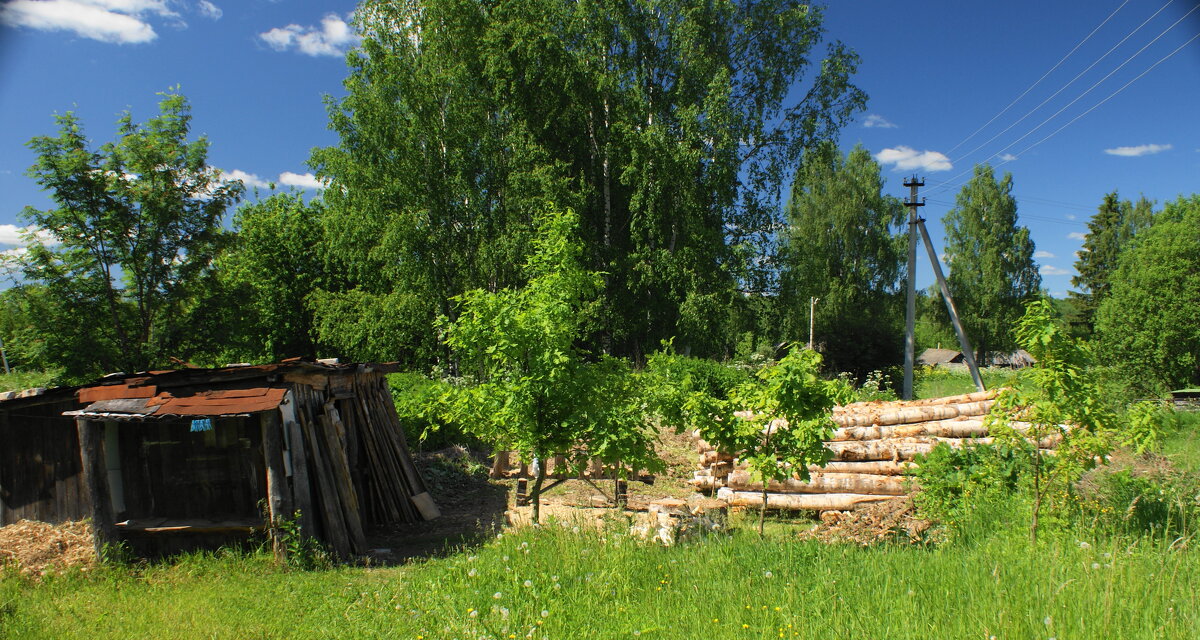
[
  {"xmin": 3, "ymin": 518, "xmax": 1197, "ymax": 639},
  {"xmin": 914, "ymin": 367, "xmax": 1022, "ymax": 400}
]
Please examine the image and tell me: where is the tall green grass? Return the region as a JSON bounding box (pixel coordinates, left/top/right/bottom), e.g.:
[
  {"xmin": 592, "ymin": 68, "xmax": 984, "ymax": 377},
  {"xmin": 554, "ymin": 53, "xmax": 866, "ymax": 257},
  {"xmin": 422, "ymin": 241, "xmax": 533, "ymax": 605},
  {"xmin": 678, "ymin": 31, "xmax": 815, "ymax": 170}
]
[
  {"xmin": 3, "ymin": 516, "xmax": 1196, "ymax": 639},
  {"xmin": 914, "ymin": 366, "xmax": 1022, "ymax": 399}
]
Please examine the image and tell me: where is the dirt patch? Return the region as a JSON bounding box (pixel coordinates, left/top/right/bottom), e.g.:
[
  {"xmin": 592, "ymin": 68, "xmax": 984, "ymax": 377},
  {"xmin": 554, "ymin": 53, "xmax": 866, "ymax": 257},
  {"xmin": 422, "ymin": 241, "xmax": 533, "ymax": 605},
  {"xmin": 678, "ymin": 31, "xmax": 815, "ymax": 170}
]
[
  {"xmin": 0, "ymin": 520, "xmax": 96, "ymax": 578},
  {"xmin": 797, "ymin": 497, "xmax": 934, "ymax": 546}
]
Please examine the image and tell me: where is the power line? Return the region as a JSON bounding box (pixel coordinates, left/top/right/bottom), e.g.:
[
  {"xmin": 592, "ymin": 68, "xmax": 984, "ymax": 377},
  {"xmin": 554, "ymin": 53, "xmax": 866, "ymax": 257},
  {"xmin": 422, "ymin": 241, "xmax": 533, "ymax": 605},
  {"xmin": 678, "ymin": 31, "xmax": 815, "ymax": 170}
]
[
  {"xmin": 980, "ymin": 2, "xmax": 1199, "ymax": 168},
  {"xmin": 1008, "ymin": 31, "xmax": 1200, "ymax": 161},
  {"xmin": 927, "ymin": 1, "xmax": 1198, "ymax": 198},
  {"xmin": 945, "ymin": 0, "xmax": 1132, "ymax": 155},
  {"xmin": 951, "ymin": 0, "xmax": 1175, "ymax": 168}
]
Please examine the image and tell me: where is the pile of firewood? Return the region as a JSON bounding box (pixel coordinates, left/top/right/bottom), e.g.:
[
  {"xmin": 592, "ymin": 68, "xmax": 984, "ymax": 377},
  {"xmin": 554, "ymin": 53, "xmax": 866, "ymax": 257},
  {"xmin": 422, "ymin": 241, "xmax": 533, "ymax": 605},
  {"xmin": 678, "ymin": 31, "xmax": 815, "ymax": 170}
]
[{"xmin": 690, "ymin": 390, "xmax": 1061, "ymax": 511}]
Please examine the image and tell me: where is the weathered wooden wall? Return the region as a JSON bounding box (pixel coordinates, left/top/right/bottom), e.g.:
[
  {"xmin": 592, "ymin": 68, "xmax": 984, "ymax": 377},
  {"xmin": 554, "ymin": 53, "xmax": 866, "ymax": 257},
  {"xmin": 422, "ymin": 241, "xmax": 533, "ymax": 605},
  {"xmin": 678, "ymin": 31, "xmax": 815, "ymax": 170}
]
[{"xmin": 0, "ymin": 399, "xmax": 89, "ymax": 526}]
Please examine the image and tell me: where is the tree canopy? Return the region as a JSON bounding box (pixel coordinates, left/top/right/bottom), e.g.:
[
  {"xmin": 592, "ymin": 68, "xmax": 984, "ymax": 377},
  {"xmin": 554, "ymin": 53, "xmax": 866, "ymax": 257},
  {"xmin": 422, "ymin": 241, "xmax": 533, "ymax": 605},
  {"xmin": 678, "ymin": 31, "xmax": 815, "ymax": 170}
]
[
  {"xmin": 778, "ymin": 142, "xmax": 905, "ymax": 377},
  {"xmin": 941, "ymin": 164, "xmax": 1041, "ymax": 362},
  {"xmin": 309, "ymin": 0, "xmax": 867, "ymax": 366},
  {"xmin": 19, "ymin": 91, "xmax": 242, "ymax": 380},
  {"xmin": 1096, "ymin": 195, "xmax": 1200, "ymax": 394},
  {"xmin": 1068, "ymin": 191, "xmax": 1154, "ymax": 336}
]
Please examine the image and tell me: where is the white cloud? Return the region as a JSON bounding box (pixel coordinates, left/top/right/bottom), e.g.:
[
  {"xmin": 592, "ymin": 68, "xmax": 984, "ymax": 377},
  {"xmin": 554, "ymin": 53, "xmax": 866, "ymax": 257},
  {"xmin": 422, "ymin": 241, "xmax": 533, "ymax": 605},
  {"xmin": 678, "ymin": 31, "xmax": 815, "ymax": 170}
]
[
  {"xmin": 220, "ymin": 168, "xmax": 269, "ymax": 189},
  {"xmin": 1040, "ymin": 265, "xmax": 1071, "ymax": 276},
  {"xmin": 1034, "ymin": 250, "xmax": 1055, "ymax": 259},
  {"xmin": 862, "ymin": 114, "xmax": 897, "ymax": 129},
  {"xmin": 1068, "ymin": 232, "xmax": 1087, "ymax": 241},
  {"xmin": 279, "ymin": 171, "xmax": 324, "ymax": 190},
  {"xmin": 873, "ymin": 146, "xmax": 952, "ymax": 172},
  {"xmin": 197, "ymin": 1, "xmax": 220, "ymax": 20},
  {"xmin": 0, "ymin": 224, "xmax": 57, "ymax": 246},
  {"xmin": 260, "ymin": 13, "xmax": 357, "ymax": 57},
  {"xmin": 1066, "ymin": 214, "xmax": 1077, "ymax": 220},
  {"xmin": 1104, "ymin": 143, "xmax": 1172, "ymax": 157},
  {"xmin": 0, "ymin": 0, "xmax": 163, "ymax": 43},
  {"xmin": 997, "ymin": 153, "xmax": 1017, "ymax": 162}
]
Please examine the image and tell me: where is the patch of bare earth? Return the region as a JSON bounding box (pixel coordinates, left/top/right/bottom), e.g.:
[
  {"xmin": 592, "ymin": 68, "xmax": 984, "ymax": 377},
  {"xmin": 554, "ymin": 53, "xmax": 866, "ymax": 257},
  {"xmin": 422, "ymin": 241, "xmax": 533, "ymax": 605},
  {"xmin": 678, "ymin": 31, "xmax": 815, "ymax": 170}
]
[{"xmin": 0, "ymin": 519, "xmax": 96, "ymax": 578}]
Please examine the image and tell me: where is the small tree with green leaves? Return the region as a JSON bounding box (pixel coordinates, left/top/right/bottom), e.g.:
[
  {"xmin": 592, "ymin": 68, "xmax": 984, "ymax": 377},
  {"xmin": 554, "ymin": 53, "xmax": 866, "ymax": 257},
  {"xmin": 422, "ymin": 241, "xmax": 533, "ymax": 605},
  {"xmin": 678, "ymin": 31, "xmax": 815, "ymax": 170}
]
[
  {"xmin": 440, "ymin": 207, "xmax": 660, "ymax": 522},
  {"xmin": 674, "ymin": 347, "xmax": 847, "ymax": 535},
  {"xmin": 987, "ymin": 298, "xmax": 1114, "ymax": 542}
]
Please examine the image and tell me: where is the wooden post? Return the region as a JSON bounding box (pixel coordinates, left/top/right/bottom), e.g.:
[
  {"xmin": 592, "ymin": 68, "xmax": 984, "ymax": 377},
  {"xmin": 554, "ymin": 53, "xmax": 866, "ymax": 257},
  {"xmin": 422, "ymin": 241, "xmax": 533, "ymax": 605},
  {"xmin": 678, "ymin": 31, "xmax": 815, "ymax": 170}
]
[
  {"xmin": 77, "ymin": 418, "xmax": 115, "ymax": 562},
  {"xmin": 261, "ymin": 410, "xmax": 292, "ymax": 564},
  {"xmin": 285, "ymin": 419, "xmax": 315, "ymax": 539}
]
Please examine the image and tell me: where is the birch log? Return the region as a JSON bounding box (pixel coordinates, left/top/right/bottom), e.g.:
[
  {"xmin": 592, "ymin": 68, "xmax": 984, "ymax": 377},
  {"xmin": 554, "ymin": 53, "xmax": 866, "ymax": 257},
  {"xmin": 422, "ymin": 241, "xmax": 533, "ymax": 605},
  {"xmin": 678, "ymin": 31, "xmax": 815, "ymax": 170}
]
[
  {"xmin": 724, "ymin": 470, "xmax": 908, "ymax": 495},
  {"xmin": 717, "ymin": 488, "xmax": 900, "ymax": 511}
]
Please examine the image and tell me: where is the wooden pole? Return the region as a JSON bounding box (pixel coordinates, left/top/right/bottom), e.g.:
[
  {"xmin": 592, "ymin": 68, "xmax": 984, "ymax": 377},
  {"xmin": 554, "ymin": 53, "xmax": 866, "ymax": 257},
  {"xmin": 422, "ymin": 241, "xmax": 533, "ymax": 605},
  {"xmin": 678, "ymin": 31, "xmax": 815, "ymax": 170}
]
[
  {"xmin": 261, "ymin": 410, "xmax": 292, "ymax": 564},
  {"xmin": 285, "ymin": 418, "xmax": 315, "ymax": 539},
  {"xmin": 903, "ymin": 176, "xmax": 923, "ymax": 400},
  {"xmin": 76, "ymin": 418, "xmax": 115, "ymax": 561}
]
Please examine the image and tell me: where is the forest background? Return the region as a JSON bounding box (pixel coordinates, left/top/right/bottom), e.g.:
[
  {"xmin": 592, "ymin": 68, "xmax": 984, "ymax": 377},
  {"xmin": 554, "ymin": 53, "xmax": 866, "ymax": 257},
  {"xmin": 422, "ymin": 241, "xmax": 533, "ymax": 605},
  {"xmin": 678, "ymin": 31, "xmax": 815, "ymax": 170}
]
[{"xmin": 0, "ymin": 0, "xmax": 1197, "ymax": 404}]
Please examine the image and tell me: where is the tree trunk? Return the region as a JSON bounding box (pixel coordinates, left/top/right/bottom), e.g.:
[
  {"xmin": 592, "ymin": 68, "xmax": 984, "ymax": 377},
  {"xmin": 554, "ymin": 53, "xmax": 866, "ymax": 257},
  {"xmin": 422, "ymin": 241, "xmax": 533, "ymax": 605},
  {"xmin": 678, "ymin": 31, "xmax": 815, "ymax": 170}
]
[
  {"xmin": 726, "ymin": 470, "xmax": 908, "ymax": 495},
  {"xmin": 717, "ymin": 488, "xmax": 900, "ymax": 511},
  {"xmin": 530, "ymin": 458, "xmax": 546, "ymax": 524}
]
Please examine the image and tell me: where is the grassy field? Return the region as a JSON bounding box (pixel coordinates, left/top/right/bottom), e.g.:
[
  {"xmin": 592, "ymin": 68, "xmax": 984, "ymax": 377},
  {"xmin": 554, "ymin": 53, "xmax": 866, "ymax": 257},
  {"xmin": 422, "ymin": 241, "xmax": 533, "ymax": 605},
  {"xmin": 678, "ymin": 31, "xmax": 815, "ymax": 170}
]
[
  {"xmin": 914, "ymin": 366, "xmax": 1022, "ymax": 400},
  {"xmin": 4, "ymin": 367, "xmax": 1197, "ymax": 639},
  {"xmin": 2, "ymin": 514, "xmax": 1197, "ymax": 639}
]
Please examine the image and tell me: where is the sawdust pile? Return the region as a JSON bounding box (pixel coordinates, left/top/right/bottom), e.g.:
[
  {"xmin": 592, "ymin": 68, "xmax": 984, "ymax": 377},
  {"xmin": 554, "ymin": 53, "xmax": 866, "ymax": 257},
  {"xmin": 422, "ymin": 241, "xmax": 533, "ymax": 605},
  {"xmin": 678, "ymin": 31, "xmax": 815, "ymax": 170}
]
[
  {"xmin": 797, "ymin": 497, "xmax": 936, "ymax": 546},
  {"xmin": 0, "ymin": 519, "xmax": 95, "ymax": 577}
]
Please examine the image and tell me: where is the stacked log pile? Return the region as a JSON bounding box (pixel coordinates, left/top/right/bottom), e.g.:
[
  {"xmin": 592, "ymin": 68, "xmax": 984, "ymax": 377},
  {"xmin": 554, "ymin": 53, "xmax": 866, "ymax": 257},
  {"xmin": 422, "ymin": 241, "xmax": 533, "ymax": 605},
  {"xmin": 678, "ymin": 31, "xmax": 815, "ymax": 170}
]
[{"xmin": 690, "ymin": 390, "xmax": 1061, "ymax": 512}]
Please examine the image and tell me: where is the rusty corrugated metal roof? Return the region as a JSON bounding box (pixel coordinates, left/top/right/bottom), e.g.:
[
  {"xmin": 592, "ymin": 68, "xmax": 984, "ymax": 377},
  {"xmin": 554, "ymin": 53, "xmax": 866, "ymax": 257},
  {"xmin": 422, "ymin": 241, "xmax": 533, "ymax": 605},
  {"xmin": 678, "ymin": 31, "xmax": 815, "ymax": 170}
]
[{"xmin": 68, "ymin": 385, "xmax": 287, "ymax": 420}]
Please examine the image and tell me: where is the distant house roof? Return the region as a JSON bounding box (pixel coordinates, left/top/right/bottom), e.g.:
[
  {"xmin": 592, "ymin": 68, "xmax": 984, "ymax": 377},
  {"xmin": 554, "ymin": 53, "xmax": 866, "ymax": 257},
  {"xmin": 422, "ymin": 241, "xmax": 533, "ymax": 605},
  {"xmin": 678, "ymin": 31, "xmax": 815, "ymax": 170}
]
[
  {"xmin": 990, "ymin": 349, "xmax": 1036, "ymax": 368},
  {"xmin": 918, "ymin": 348, "xmax": 964, "ymax": 366}
]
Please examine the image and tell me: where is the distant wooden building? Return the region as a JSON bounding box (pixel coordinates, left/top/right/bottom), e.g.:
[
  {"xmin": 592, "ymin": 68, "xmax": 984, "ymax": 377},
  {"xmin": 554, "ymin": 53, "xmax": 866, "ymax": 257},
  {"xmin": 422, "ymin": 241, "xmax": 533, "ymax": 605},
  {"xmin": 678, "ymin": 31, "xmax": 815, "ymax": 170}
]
[
  {"xmin": 917, "ymin": 348, "xmax": 964, "ymax": 367},
  {"xmin": 0, "ymin": 360, "xmax": 435, "ymax": 560}
]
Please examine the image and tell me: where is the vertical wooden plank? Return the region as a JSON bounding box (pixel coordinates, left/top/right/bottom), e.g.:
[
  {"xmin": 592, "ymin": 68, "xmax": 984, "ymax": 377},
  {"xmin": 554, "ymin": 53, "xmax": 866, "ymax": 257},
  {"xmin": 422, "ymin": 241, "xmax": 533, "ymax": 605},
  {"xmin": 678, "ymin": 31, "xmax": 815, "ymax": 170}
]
[
  {"xmin": 285, "ymin": 418, "xmax": 315, "ymax": 539},
  {"xmin": 261, "ymin": 410, "xmax": 292, "ymax": 564},
  {"xmin": 77, "ymin": 418, "xmax": 114, "ymax": 561},
  {"xmin": 297, "ymin": 388, "xmax": 351, "ymax": 560},
  {"xmin": 316, "ymin": 414, "xmax": 366, "ymax": 554}
]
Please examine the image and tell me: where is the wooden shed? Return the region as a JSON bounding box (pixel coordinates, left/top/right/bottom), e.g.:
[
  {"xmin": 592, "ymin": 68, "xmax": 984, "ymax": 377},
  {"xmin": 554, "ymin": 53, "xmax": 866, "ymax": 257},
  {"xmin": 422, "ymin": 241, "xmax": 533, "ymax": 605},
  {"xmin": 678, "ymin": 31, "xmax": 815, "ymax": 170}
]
[
  {"xmin": 1, "ymin": 360, "xmax": 436, "ymax": 560},
  {"xmin": 0, "ymin": 385, "xmax": 88, "ymax": 526}
]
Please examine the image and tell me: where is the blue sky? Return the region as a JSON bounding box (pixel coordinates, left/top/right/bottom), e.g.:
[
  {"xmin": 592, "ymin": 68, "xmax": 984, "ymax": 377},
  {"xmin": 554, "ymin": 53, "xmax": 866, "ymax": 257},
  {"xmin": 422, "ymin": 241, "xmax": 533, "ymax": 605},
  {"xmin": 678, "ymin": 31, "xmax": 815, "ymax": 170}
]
[{"xmin": 1, "ymin": 0, "xmax": 1198, "ymax": 296}]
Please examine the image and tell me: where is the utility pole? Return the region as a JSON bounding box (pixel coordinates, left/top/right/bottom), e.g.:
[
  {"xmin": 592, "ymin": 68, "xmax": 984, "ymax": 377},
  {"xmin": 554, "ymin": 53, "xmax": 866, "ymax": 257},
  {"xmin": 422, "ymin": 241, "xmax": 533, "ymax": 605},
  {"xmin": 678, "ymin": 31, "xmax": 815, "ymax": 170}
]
[
  {"xmin": 807, "ymin": 296, "xmax": 819, "ymax": 350},
  {"xmin": 902, "ymin": 176, "xmax": 923, "ymax": 400},
  {"xmin": 901, "ymin": 175, "xmax": 985, "ymax": 398}
]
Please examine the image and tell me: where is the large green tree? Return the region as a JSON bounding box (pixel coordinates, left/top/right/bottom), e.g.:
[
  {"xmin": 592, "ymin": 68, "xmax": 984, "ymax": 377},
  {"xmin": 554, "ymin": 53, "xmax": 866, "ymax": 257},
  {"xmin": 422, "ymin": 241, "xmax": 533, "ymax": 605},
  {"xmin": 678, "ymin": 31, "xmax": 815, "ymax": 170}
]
[
  {"xmin": 310, "ymin": 0, "xmax": 866, "ymax": 365},
  {"xmin": 215, "ymin": 192, "xmax": 329, "ymax": 363},
  {"xmin": 20, "ymin": 92, "xmax": 242, "ymax": 380},
  {"xmin": 778, "ymin": 142, "xmax": 905, "ymax": 377},
  {"xmin": 1068, "ymin": 191, "xmax": 1154, "ymax": 335},
  {"xmin": 941, "ymin": 164, "xmax": 1040, "ymax": 362},
  {"xmin": 1096, "ymin": 195, "xmax": 1200, "ymax": 394}
]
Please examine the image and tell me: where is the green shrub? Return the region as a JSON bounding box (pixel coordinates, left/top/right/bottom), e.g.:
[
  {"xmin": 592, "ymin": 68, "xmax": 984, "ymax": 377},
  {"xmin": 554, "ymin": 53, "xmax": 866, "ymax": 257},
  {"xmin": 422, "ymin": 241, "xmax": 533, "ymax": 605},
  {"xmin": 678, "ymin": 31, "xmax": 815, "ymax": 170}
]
[
  {"xmin": 911, "ymin": 443, "xmax": 1035, "ymax": 540},
  {"xmin": 1076, "ymin": 453, "xmax": 1200, "ymax": 537},
  {"xmin": 388, "ymin": 372, "xmax": 484, "ymax": 451}
]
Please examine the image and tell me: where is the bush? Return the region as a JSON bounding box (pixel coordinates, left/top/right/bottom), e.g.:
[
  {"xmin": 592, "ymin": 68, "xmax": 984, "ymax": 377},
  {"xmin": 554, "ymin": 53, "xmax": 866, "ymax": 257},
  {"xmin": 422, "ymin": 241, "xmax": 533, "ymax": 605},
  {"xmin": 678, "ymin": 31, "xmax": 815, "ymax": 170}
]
[
  {"xmin": 910, "ymin": 443, "xmax": 1035, "ymax": 540},
  {"xmin": 1076, "ymin": 453, "xmax": 1200, "ymax": 537},
  {"xmin": 388, "ymin": 372, "xmax": 485, "ymax": 451}
]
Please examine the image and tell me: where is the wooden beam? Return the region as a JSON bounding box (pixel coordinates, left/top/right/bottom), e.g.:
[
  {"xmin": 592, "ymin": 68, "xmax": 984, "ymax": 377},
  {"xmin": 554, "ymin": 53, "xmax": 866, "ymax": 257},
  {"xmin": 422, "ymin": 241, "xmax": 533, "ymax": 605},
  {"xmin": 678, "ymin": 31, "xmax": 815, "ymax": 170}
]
[
  {"xmin": 76, "ymin": 418, "xmax": 115, "ymax": 561},
  {"xmin": 261, "ymin": 410, "xmax": 292, "ymax": 564}
]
